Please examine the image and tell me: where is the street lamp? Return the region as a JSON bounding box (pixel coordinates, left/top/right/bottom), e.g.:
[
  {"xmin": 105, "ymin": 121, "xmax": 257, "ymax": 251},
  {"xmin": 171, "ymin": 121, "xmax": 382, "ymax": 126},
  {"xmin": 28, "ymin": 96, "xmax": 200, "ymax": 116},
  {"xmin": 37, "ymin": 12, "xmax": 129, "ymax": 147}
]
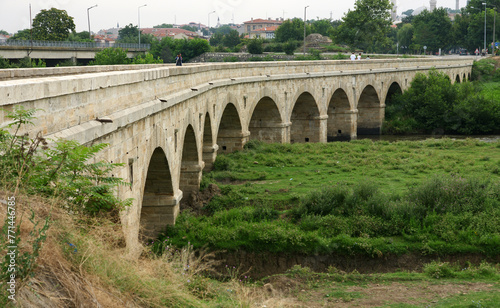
[
  {"xmin": 483, "ymin": 2, "xmax": 487, "ymax": 54},
  {"xmin": 208, "ymin": 11, "xmax": 216, "ymax": 31},
  {"xmin": 87, "ymin": 4, "xmax": 97, "ymax": 41},
  {"xmin": 303, "ymin": 5, "xmax": 309, "ymax": 55},
  {"xmin": 138, "ymin": 4, "xmax": 147, "ymax": 45}
]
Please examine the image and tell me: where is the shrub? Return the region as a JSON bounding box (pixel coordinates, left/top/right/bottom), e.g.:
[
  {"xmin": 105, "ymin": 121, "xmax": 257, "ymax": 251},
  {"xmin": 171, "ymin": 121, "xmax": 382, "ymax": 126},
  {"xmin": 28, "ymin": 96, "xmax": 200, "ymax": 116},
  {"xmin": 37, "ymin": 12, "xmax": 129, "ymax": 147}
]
[
  {"xmin": 247, "ymin": 39, "xmax": 263, "ymax": 54},
  {"xmin": 90, "ymin": 47, "xmax": 130, "ymax": 65},
  {"xmin": 283, "ymin": 40, "xmax": 297, "ymax": 55},
  {"xmin": 423, "ymin": 261, "xmax": 456, "ymax": 279}
]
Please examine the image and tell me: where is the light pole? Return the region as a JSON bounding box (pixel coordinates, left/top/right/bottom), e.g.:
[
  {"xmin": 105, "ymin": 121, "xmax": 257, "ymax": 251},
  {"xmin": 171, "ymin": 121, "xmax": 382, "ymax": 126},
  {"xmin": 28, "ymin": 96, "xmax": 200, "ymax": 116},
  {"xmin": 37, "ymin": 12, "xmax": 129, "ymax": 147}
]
[
  {"xmin": 208, "ymin": 11, "xmax": 215, "ymax": 32},
  {"xmin": 483, "ymin": 2, "xmax": 487, "ymax": 54},
  {"xmin": 87, "ymin": 4, "xmax": 97, "ymax": 41},
  {"xmin": 138, "ymin": 4, "xmax": 147, "ymax": 45},
  {"xmin": 303, "ymin": 5, "xmax": 309, "ymax": 55}
]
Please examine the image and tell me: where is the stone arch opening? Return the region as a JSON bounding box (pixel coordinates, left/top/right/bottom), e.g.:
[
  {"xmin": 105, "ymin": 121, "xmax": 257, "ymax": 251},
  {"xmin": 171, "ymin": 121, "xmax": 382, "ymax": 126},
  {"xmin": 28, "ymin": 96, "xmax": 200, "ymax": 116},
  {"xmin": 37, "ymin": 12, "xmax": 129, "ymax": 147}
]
[
  {"xmin": 202, "ymin": 113, "xmax": 216, "ymax": 171},
  {"xmin": 383, "ymin": 82, "xmax": 403, "ymax": 133},
  {"xmin": 249, "ymin": 96, "xmax": 283, "ymax": 143},
  {"xmin": 179, "ymin": 125, "xmax": 202, "ymax": 206},
  {"xmin": 463, "ymin": 73, "xmax": 466, "ymax": 81},
  {"xmin": 357, "ymin": 85, "xmax": 382, "ymax": 135},
  {"xmin": 327, "ymin": 88, "xmax": 352, "ymax": 141},
  {"xmin": 140, "ymin": 147, "xmax": 174, "ymax": 239},
  {"xmin": 468, "ymin": 72, "xmax": 471, "ymax": 80},
  {"xmin": 455, "ymin": 74, "xmax": 460, "ymax": 83},
  {"xmin": 290, "ymin": 92, "xmax": 321, "ymax": 143},
  {"xmin": 217, "ymin": 103, "xmax": 246, "ymax": 153}
]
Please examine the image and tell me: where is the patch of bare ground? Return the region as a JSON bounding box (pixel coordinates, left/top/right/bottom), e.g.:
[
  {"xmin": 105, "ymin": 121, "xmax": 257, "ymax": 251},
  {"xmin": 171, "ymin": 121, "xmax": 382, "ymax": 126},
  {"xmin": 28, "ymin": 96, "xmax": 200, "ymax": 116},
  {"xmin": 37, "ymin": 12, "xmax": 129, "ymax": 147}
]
[{"xmin": 261, "ymin": 275, "xmax": 496, "ymax": 307}]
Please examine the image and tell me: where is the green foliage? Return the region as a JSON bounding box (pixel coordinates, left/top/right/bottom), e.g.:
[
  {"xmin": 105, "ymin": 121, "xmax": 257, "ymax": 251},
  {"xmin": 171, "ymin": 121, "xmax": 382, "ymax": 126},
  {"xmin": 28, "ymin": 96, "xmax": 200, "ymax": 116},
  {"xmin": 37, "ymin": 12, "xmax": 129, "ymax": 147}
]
[
  {"xmin": 471, "ymin": 58, "xmax": 496, "ymax": 81},
  {"xmin": 67, "ymin": 31, "xmax": 92, "ymax": 42},
  {"xmin": 385, "ymin": 70, "xmax": 500, "ymax": 134},
  {"xmin": 90, "ymin": 48, "xmax": 130, "ymax": 65},
  {"xmin": 0, "ymin": 107, "xmax": 131, "ymax": 215},
  {"xmin": 247, "ymin": 39, "xmax": 264, "ymax": 54},
  {"xmin": 412, "ymin": 8, "xmax": 452, "ymax": 53},
  {"xmin": 334, "ymin": 0, "xmax": 393, "ymax": 52},
  {"xmin": 155, "ymin": 139, "xmax": 500, "ymax": 257},
  {"xmin": 275, "ymin": 19, "xmax": 310, "ymax": 43},
  {"xmin": 118, "ymin": 24, "xmax": 139, "ymax": 42},
  {"xmin": 423, "ymin": 261, "xmax": 456, "ymax": 279},
  {"xmin": 8, "ymin": 29, "xmax": 31, "ymax": 41},
  {"xmin": 32, "ymin": 8, "xmax": 75, "ymax": 41},
  {"xmin": 154, "ymin": 23, "xmax": 173, "ymax": 28},
  {"xmin": 284, "ymin": 40, "xmax": 298, "ymax": 55},
  {"xmin": 150, "ymin": 37, "xmax": 210, "ymax": 63},
  {"xmin": 132, "ymin": 53, "xmax": 163, "ymax": 64}
]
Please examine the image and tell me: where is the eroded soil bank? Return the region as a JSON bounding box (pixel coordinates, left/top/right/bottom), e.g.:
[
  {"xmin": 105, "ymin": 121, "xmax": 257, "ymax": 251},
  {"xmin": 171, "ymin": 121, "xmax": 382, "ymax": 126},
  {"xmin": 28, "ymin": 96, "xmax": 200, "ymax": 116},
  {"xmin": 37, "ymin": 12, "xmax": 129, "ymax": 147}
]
[{"xmin": 213, "ymin": 251, "xmax": 500, "ymax": 279}]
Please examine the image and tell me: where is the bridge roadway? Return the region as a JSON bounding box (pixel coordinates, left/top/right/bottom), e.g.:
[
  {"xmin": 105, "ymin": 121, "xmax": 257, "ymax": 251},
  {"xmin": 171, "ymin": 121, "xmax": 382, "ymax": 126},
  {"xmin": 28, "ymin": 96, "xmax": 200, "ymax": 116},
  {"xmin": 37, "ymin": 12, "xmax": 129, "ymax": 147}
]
[{"xmin": 0, "ymin": 59, "xmax": 473, "ymax": 255}]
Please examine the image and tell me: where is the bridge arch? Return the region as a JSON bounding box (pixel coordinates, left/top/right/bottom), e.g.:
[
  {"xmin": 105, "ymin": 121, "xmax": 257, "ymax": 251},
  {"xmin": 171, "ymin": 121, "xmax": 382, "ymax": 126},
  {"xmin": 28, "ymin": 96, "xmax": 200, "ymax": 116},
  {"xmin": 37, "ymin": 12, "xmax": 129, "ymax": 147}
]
[
  {"xmin": 140, "ymin": 146, "xmax": 174, "ymax": 239},
  {"xmin": 455, "ymin": 74, "xmax": 461, "ymax": 84},
  {"xmin": 357, "ymin": 85, "xmax": 382, "ymax": 135},
  {"xmin": 327, "ymin": 88, "xmax": 353, "ymax": 141},
  {"xmin": 217, "ymin": 102, "xmax": 247, "ymax": 153},
  {"xmin": 290, "ymin": 91, "xmax": 322, "ymax": 143},
  {"xmin": 179, "ymin": 124, "xmax": 202, "ymax": 207},
  {"xmin": 248, "ymin": 96, "xmax": 284, "ymax": 143}
]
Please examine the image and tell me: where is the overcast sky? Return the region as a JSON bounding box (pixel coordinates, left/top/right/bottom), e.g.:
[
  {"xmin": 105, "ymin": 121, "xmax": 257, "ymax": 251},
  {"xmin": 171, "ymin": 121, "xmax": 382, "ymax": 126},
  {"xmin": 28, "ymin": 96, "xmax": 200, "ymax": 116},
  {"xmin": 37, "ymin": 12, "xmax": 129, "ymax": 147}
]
[{"xmin": 1, "ymin": 0, "xmax": 465, "ymax": 34}]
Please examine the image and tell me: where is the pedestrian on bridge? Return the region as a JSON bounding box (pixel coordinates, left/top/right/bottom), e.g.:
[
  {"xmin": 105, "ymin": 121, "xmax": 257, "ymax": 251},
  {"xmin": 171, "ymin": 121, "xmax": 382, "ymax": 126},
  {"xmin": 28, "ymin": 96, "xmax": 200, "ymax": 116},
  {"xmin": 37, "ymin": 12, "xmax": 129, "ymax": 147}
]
[{"xmin": 176, "ymin": 54, "xmax": 183, "ymax": 66}]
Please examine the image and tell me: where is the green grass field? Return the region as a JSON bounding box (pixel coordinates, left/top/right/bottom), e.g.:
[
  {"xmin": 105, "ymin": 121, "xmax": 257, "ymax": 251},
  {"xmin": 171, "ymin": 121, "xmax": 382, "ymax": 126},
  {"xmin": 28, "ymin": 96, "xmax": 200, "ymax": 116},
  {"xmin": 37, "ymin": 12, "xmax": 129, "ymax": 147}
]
[{"xmin": 154, "ymin": 139, "xmax": 500, "ymax": 259}]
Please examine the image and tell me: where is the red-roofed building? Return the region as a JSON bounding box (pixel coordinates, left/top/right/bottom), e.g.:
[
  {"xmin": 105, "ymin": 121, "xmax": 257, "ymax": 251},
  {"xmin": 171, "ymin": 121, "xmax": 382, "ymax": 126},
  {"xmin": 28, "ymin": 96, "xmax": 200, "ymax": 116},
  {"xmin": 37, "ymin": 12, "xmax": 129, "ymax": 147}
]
[
  {"xmin": 249, "ymin": 25, "xmax": 279, "ymax": 39},
  {"xmin": 243, "ymin": 17, "xmax": 283, "ymax": 37}
]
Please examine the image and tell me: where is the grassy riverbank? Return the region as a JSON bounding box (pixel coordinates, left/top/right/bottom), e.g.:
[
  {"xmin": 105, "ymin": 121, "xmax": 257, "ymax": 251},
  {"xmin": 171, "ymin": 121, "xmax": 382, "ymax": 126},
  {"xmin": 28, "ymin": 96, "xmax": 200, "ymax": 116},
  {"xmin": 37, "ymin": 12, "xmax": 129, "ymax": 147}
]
[{"xmin": 157, "ymin": 139, "xmax": 500, "ymax": 258}]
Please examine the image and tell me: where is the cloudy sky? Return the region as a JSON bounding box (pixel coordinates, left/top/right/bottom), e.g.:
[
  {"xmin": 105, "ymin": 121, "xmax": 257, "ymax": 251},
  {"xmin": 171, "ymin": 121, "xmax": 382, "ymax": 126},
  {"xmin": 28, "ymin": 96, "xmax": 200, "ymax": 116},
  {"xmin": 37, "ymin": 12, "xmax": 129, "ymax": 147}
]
[{"xmin": 1, "ymin": 0, "xmax": 465, "ymax": 34}]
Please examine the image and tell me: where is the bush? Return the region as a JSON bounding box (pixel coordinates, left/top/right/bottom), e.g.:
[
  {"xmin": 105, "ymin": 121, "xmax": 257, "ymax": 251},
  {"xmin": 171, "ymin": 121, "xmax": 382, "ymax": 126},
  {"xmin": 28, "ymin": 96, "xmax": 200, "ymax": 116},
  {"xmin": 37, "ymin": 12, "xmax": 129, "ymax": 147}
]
[
  {"xmin": 423, "ymin": 261, "xmax": 456, "ymax": 279},
  {"xmin": 247, "ymin": 39, "xmax": 263, "ymax": 54},
  {"xmin": 284, "ymin": 41, "xmax": 297, "ymax": 55},
  {"xmin": 90, "ymin": 47, "xmax": 130, "ymax": 65}
]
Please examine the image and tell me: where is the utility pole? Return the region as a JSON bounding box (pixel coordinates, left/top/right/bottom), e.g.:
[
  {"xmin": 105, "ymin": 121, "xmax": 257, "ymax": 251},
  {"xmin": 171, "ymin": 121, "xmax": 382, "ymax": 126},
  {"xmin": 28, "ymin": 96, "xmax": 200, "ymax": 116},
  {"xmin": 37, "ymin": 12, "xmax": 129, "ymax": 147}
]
[
  {"xmin": 138, "ymin": 4, "xmax": 147, "ymax": 45},
  {"xmin": 304, "ymin": 6, "xmax": 309, "ymax": 55},
  {"xmin": 87, "ymin": 4, "xmax": 97, "ymax": 41}
]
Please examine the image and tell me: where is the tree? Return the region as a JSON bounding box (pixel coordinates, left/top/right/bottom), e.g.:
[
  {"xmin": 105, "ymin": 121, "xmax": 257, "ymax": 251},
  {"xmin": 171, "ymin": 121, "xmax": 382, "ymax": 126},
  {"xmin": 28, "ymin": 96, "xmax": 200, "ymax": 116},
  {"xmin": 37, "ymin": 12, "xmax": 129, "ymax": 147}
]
[
  {"xmin": 150, "ymin": 37, "xmax": 210, "ymax": 63},
  {"xmin": 154, "ymin": 23, "xmax": 174, "ymax": 28},
  {"xmin": 247, "ymin": 39, "xmax": 263, "ymax": 54},
  {"xmin": 118, "ymin": 24, "xmax": 139, "ymax": 42},
  {"xmin": 209, "ymin": 32, "xmax": 223, "ymax": 46},
  {"xmin": 90, "ymin": 48, "xmax": 130, "ymax": 65},
  {"xmin": 397, "ymin": 24, "xmax": 414, "ymax": 52},
  {"xmin": 412, "ymin": 8, "xmax": 452, "ymax": 53},
  {"xmin": 68, "ymin": 31, "xmax": 91, "ymax": 42},
  {"xmin": 311, "ymin": 19, "xmax": 333, "ymax": 36},
  {"xmin": 181, "ymin": 25, "xmax": 198, "ymax": 32},
  {"xmin": 223, "ymin": 30, "xmax": 241, "ymax": 48},
  {"xmin": 0, "ymin": 30, "xmax": 9, "ymax": 36},
  {"xmin": 275, "ymin": 19, "xmax": 310, "ymax": 43},
  {"xmin": 32, "ymin": 8, "xmax": 75, "ymax": 41},
  {"xmin": 333, "ymin": 0, "xmax": 393, "ymax": 52},
  {"xmin": 8, "ymin": 29, "xmax": 31, "ymax": 41}
]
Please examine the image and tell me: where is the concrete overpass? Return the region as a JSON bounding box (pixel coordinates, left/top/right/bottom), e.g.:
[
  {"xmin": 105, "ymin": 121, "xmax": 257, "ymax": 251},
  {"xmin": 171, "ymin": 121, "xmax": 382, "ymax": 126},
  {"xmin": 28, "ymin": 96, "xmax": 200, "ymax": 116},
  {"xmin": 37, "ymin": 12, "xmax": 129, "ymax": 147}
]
[{"xmin": 0, "ymin": 59, "xmax": 473, "ymax": 254}]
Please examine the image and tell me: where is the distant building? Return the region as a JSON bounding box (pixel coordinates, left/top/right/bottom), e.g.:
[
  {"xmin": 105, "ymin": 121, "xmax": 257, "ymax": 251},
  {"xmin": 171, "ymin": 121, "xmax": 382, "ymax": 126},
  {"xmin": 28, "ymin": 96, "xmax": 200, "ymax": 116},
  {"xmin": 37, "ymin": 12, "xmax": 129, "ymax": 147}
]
[
  {"xmin": 0, "ymin": 34, "xmax": 10, "ymax": 43},
  {"xmin": 430, "ymin": 0, "xmax": 437, "ymax": 11},
  {"xmin": 249, "ymin": 26, "xmax": 279, "ymax": 39},
  {"xmin": 243, "ymin": 17, "xmax": 283, "ymax": 36}
]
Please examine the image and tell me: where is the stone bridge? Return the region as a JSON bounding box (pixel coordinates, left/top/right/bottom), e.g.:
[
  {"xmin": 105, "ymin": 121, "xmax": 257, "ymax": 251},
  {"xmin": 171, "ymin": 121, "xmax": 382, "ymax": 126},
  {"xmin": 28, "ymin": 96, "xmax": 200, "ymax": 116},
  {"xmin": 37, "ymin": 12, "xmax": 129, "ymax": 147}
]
[{"xmin": 0, "ymin": 58, "xmax": 472, "ymax": 253}]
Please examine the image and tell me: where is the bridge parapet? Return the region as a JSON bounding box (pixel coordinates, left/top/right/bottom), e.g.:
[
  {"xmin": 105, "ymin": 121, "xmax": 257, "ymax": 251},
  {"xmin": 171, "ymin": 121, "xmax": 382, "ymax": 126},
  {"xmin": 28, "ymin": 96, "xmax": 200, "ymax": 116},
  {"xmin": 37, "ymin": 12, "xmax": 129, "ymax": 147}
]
[{"xmin": 0, "ymin": 58, "xmax": 473, "ymax": 140}]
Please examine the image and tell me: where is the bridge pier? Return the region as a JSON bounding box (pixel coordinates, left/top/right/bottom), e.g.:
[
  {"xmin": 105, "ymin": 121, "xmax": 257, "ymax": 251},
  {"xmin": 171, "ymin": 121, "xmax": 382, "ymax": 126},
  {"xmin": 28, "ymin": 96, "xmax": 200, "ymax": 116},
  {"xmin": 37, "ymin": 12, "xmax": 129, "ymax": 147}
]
[
  {"xmin": 327, "ymin": 110, "xmax": 358, "ymax": 141},
  {"xmin": 180, "ymin": 161, "xmax": 205, "ymax": 200},
  {"xmin": 217, "ymin": 130, "xmax": 250, "ymax": 153},
  {"xmin": 203, "ymin": 144, "xmax": 219, "ymax": 171},
  {"xmin": 139, "ymin": 191, "xmax": 182, "ymax": 239},
  {"xmin": 357, "ymin": 105, "xmax": 385, "ymax": 135}
]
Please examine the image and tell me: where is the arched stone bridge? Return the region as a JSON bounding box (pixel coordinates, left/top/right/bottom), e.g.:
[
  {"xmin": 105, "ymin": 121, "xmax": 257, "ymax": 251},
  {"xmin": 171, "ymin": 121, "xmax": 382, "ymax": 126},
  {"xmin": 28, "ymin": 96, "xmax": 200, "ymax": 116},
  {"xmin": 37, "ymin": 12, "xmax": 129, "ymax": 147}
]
[{"xmin": 0, "ymin": 59, "xmax": 472, "ymax": 252}]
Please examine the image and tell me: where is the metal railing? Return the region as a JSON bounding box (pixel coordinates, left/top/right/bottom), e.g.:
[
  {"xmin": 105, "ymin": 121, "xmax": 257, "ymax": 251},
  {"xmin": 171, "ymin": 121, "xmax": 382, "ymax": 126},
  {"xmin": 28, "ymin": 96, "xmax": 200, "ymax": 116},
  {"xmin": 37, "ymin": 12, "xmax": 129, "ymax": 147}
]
[{"xmin": 0, "ymin": 39, "xmax": 150, "ymax": 50}]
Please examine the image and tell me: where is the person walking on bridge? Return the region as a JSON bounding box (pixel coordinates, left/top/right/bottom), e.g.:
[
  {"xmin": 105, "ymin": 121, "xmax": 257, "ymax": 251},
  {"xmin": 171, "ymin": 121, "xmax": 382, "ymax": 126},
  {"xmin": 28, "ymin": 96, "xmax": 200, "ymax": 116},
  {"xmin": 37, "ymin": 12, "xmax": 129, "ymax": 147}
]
[{"xmin": 175, "ymin": 54, "xmax": 183, "ymax": 66}]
